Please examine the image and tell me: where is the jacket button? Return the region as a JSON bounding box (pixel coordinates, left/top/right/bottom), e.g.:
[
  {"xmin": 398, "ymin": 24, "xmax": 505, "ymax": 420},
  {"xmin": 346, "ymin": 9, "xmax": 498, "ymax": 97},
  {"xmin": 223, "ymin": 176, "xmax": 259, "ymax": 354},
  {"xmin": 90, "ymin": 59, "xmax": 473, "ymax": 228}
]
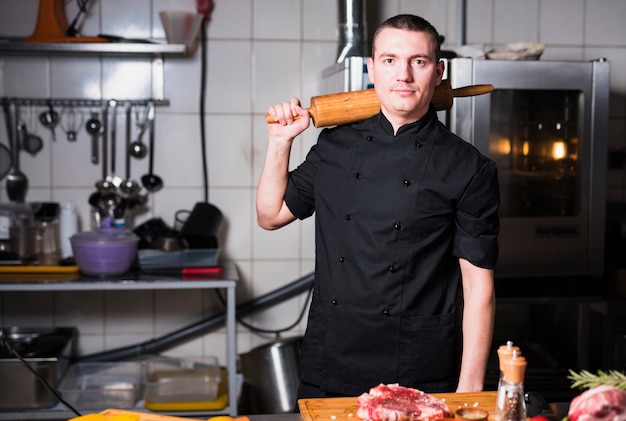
[
  {"xmin": 383, "ymin": 308, "xmax": 391, "ymax": 316},
  {"xmin": 403, "ymin": 179, "xmax": 411, "ymax": 186},
  {"xmin": 354, "ymin": 172, "xmax": 361, "ymax": 179},
  {"xmin": 345, "ymin": 214, "xmax": 352, "ymax": 221},
  {"xmin": 367, "ymin": 136, "xmax": 374, "ymax": 141},
  {"xmin": 332, "ymin": 300, "xmax": 338, "ymax": 305},
  {"xmin": 339, "ymin": 257, "xmax": 345, "ymax": 263},
  {"xmin": 388, "ymin": 264, "xmax": 396, "ymax": 273},
  {"xmin": 394, "ymin": 222, "xmax": 402, "ymax": 230}
]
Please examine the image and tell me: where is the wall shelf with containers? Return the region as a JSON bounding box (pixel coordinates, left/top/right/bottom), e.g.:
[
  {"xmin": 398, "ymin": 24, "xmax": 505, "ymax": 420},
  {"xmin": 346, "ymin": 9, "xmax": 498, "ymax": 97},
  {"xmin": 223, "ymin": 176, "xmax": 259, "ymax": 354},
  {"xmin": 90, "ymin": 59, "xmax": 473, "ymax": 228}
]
[{"xmin": 0, "ymin": 261, "xmax": 240, "ymax": 419}]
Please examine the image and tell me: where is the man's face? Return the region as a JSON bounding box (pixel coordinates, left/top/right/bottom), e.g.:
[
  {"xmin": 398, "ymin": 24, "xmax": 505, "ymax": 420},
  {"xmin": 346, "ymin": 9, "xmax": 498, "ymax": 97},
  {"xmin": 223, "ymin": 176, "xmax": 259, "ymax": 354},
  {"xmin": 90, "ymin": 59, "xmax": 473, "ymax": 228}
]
[{"xmin": 367, "ymin": 27, "xmax": 444, "ymax": 127}]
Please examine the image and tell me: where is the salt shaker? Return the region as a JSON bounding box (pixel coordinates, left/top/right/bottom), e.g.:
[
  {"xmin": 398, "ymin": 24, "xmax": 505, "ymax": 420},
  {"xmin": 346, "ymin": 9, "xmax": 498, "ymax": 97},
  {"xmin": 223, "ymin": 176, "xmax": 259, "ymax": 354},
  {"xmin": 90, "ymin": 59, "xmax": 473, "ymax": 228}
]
[{"xmin": 495, "ymin": 349, "xmax": 527, "ymax": 421}]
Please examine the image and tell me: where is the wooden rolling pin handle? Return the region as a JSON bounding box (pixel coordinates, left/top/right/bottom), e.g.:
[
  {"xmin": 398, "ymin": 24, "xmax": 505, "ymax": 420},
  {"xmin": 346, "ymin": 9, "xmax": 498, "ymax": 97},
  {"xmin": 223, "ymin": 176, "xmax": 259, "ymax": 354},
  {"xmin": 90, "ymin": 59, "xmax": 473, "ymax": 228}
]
[{"xmin": 265, "ymin": 83, "xmax": 494, "ymax": 126}]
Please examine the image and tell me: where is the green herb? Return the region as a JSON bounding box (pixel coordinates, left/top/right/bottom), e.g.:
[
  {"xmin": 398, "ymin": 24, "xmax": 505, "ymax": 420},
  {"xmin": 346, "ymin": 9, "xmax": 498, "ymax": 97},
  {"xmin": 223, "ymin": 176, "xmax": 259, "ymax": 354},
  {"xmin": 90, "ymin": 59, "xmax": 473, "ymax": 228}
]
[{"xmin": 567, "ymin": 369, "xmax": 626, "ymax": 390}]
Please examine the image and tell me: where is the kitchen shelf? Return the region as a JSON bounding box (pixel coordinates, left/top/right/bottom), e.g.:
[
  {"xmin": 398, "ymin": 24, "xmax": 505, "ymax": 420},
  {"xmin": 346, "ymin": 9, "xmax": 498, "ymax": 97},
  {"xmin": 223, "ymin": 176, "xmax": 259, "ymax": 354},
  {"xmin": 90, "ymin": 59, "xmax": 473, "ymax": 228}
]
[
  {"xmin": 0, "ymin": 38, "xmax": 190, "ymax": 100},
  {"xmin": 0, "ymin": 261, "xmax": 239, "ymax": 419},
  {"xmin": 0, "ymin": 39, "xmax": 188, "ymax": 56}
]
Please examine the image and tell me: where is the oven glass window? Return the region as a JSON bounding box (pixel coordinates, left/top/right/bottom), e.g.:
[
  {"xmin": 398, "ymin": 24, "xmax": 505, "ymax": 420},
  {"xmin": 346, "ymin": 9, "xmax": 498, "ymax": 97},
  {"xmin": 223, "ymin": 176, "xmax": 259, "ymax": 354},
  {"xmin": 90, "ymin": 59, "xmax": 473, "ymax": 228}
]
[{"xmin": 489, "ymin": 89, "xmax": 582, "ymax": 217}]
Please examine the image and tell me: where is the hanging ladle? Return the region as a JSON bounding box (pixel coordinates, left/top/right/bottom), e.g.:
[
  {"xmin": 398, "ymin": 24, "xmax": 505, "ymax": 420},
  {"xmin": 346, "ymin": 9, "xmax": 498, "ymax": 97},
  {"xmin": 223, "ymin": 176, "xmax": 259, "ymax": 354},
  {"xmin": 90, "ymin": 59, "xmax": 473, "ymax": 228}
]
[
  {"xmin": 140, "ymin": 101, "xmax": 163, "ymax": 192},
  {"xmin": 23, "ymin": 106, "xmax": 44, "ymax": 155},
  {"xmin": 120, "ymin": 104, "xmax": 140, "ymax": 196},
  {"xmin": 85, "ymin": 111, "xmax": 102, "ymax": 164},
  {"xmin": 129, "ymin": 102, "xmax": 150, "ymax": 159},
  {"xmin": 3, "ymin": 101, "xmax": 28, "ymax": 203},
  {"xmin": 38, "ymin": 101, "xmax": 59, "ymax": 142}
]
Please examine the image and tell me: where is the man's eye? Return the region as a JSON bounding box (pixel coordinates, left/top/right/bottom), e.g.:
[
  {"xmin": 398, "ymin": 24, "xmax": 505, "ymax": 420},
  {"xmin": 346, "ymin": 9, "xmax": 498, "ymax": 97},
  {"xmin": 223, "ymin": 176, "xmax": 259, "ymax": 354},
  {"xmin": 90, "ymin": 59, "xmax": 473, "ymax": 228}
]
[
  {"xmin": 384, "ymin": 58, "xmax": 394, "ymax": 64},
  {"xmin": 412, "ymin": 59, "xmax": 425, "ymax": 66}
]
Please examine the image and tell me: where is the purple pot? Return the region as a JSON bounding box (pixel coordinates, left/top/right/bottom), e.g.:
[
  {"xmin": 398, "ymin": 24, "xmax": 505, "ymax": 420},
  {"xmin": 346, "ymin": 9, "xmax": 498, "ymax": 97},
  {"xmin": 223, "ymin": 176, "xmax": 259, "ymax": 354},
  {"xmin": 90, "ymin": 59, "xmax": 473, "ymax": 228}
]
[{"xmin": 70, "ymin": 227, "xmax": 139, "ymax": 276}]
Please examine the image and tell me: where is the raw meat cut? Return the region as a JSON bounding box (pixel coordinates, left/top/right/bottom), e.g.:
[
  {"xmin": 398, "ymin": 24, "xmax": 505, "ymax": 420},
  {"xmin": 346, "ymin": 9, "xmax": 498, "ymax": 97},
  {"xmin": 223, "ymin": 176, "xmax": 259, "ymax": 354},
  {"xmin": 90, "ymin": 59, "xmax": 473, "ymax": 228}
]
[
  {"xmin": 357, "ymin": 383, "xmax": 453, "ymax": 421},
  {"xmin": 568, "ymin": 385, "xmax": 626, "ymax": 421}
]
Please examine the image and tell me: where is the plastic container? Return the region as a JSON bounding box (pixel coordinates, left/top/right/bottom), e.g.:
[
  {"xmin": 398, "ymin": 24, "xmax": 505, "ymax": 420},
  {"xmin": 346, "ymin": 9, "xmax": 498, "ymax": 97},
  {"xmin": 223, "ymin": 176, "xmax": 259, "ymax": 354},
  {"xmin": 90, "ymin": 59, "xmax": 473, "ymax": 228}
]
[
  {"xmin": 58, "ymin": 362, "xmax": 143, "ymax": 409},
  {"xmin": 70, "ymin": 227, "xmax": 139, "ymax": 276},
  {"xmin": 144, "ymin": 356, "xmax": 221, "ymax": 408},
  {"xmin": 159, "ymin": 11, "xmax": 203, "ymax": 47}
]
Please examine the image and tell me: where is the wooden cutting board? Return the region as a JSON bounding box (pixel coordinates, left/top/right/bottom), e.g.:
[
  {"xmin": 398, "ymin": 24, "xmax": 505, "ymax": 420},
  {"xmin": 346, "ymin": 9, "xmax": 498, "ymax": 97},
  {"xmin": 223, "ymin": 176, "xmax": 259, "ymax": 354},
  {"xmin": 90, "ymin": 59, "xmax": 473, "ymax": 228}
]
[{"xmin": 298, "ymin": 391, "xmax": 498, "ymax": 421}]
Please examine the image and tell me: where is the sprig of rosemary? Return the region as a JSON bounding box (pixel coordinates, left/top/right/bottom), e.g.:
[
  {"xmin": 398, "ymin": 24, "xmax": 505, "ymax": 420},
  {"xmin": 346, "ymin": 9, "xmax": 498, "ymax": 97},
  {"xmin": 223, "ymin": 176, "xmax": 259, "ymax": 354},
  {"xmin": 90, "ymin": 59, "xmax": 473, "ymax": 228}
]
[{"xmin": 568, "ymin": 369, "xmax": 626, "ymax": 390}]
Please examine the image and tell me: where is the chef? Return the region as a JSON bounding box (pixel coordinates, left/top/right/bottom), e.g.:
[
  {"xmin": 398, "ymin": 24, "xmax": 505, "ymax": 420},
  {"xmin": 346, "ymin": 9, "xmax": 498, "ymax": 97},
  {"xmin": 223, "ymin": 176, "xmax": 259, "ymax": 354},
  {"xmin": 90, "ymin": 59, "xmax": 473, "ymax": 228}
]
[{"xmin": 257, "ymin": 14, "xmax": 500, "ymax": 399}]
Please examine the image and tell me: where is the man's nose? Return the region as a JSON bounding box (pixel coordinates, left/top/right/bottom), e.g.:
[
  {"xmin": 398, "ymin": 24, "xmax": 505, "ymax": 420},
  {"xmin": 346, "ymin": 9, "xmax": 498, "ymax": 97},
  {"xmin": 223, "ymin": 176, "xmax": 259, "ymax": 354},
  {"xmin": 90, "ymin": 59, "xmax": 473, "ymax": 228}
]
[{"xmin": 396, "ymin": 62, "xmax": 413, "ymax": 81}]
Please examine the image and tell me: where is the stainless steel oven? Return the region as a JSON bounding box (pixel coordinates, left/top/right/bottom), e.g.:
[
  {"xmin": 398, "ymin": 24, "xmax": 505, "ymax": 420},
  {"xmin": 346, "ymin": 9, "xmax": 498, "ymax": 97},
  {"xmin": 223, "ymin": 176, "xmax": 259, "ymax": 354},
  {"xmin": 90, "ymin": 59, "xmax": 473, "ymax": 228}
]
[{"xmin": 448, "ymin": 57, "xmax": 610, "ymax": 279}]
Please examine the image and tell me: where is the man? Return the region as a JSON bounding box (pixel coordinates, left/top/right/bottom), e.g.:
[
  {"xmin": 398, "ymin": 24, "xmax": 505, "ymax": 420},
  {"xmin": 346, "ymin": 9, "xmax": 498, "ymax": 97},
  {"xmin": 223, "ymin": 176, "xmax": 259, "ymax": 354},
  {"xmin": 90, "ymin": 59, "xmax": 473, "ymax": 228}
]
[{"xmin": 257, "ymin": 14, "xmax": 499, "ymax": 398}]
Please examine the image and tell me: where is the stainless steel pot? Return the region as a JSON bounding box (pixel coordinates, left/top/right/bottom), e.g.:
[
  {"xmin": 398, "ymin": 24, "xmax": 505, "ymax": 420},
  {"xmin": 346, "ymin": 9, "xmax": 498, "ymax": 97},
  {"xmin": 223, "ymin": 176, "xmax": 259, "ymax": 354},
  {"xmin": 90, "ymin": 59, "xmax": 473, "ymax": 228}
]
[{"xmin": 239, "ymin": 336, "xmax": 302, "ymax": 414}]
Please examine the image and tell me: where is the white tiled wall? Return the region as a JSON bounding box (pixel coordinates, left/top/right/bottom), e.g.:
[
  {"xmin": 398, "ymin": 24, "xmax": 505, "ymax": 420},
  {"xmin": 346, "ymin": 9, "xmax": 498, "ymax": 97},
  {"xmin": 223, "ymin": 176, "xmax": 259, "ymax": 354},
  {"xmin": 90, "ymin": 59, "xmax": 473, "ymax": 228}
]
[{"xmin": 1, "ymin": 0, "xmax": 625, "ymax": 365}]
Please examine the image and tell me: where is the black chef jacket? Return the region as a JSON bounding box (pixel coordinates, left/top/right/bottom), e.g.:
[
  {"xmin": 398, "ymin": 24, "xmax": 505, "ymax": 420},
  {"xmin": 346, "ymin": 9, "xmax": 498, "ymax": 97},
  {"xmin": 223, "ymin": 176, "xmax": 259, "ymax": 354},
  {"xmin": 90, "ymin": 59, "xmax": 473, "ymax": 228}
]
[{"xmin": 284, "ymin": 106, "xmax": 500, "ymax": 396}]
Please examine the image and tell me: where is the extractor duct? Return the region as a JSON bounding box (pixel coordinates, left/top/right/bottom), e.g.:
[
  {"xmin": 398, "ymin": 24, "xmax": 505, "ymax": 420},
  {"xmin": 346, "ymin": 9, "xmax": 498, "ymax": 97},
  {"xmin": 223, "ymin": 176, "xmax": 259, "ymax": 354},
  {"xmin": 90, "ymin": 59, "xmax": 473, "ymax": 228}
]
[{"xmin": 337, "ymin": 0, "xmax": 367, "ymax": 63}]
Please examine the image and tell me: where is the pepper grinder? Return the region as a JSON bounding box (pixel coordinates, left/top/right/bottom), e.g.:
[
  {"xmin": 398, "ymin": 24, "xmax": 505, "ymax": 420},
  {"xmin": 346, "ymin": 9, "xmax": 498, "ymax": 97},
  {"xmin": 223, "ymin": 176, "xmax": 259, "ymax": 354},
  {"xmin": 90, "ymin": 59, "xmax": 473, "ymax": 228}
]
[
  {"xmin": 496, "ymin": 341, "xmax": 520, "ymax": 389},
  {"xmin": 495, "ymin": 348, "xmax": 527, "ymax": 421}
]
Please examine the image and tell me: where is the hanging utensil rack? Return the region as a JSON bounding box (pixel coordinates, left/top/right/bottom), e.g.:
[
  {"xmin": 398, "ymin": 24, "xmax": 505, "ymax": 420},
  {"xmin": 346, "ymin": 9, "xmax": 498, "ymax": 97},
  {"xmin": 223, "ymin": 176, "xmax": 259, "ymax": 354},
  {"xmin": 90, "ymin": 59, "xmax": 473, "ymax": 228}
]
[{"xmin": 0, "ymin": 97, "xmax": 169, "ymax": 108}]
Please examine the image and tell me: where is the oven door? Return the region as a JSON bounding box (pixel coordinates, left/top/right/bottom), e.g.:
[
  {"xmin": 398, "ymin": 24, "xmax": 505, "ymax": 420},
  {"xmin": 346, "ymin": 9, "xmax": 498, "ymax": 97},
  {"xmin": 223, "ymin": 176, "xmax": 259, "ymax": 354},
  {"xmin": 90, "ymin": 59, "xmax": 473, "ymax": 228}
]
[{"xmin": 448, "ymin": 57, "xmax": 609, "ymax": 279}]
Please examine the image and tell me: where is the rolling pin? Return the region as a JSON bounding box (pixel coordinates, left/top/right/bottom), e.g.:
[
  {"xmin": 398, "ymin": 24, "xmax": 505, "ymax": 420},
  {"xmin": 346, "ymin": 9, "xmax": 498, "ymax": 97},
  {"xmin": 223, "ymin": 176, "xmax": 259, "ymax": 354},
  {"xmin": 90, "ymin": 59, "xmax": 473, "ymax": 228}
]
[{"xmin": 266, "ymin": 79, "xmax": 494, "ymax": 128}]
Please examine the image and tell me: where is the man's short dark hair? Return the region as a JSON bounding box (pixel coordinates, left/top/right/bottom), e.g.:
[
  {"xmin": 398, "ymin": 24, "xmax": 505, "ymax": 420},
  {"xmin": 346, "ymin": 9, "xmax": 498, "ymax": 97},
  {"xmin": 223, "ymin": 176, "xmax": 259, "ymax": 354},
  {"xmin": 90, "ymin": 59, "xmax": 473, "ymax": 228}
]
[{"xmin": 371, "ymin": 14, "xmax": 442, "ymax": 61}]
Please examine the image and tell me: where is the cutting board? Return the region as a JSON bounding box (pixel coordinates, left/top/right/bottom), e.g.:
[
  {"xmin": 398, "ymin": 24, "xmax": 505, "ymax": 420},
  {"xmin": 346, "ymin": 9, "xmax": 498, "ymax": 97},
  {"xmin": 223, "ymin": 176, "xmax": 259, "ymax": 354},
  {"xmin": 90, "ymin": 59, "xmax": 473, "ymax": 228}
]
[{"xmin": 298, "ymin": 391, "xmax": 498, "ymax": 421}]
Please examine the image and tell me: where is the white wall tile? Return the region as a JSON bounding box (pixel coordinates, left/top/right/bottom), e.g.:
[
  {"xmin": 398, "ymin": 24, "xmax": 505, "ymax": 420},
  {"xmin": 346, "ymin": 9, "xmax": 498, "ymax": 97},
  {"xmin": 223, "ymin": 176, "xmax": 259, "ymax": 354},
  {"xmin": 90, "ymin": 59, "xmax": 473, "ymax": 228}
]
[
  {"xmin": 162, "ymin": 55, "xmax": 202, "ymax": 114},
  {"xmin": 465, "ymin": 0, "xmax": 493, "ymax": 44},
  {"xmin": 0, "ymin": 0, "xmax": 39, "ymax": 38},
  {"xmin": 399, "ymin": 0, "xmax": 454, "ymax": 44},
  {"xmin": 102, "ymin": 58, "xmax": 154, "ymax": 100},
  {"xmin": 252, "ymin": 41, "xmax": 302, "ymax": 113},
  {"xmin": 206, "ymin": 0, "xmax": 252, "ymax": 40},
  {"xmin": 104, "ymin": 332, "xmax": 154, "ymax": 350},
  {"xmin": 205, "ymin": 114, "xmax": 253, "ymax": 188},
  {"xmin": 253, "ymin": 0, "xmax": 302, "ymax": 40},
  {"xmin": 103, "ymin": 290, "xmax": 154, "ymax": 334},
  {"xmin": 253, "ymin": 218, "xmax": 301, "ymax": 259},
  {"xmin": 2, "ymin": 291, "xmax": 54, "ymax": 326},
  {"xmin": 162, "ymin": 335, "xmax": 206, "ymax": 358},
  {"xmin": 101, "ymin": 0, "xmax": 152, "ymax": 39},
  {"xmin": 51, "ymin": 56, "xmax": 102, "ymax": 99},
  {"xmin": 74, "ymin": 333, "xmax": 106, "ymax": 356},
  {"xmin": 55, "ymin": 290, "xmax": 104, "ymax": 334},
  {"xmin": 539, "ymin": 0, "xmax": 584, "ymax": 45},
  {"xmin": 303, "ymin": 0, "xmax": 338, "ymax": 42},
  {"xmin": 206, "ymin": 40, "xmax": 253, "ymax": 114},
  {"xmin": 2, "ymin": 56, "xmax": 50, "ymax": 97},
  {"xmin": 585, "ymin": 0, "xmax": 626, "ymax": 47},
  {"xmin": 493, "ymin": 0, "xmax": 540, "ymax": 43},
  {"xmin": 210, "ymin": 188, "xmax": 253, "ymax": 260},
  {"xmin": 154, "ymin": 289, "xmax": 204, "ymax": 333}
]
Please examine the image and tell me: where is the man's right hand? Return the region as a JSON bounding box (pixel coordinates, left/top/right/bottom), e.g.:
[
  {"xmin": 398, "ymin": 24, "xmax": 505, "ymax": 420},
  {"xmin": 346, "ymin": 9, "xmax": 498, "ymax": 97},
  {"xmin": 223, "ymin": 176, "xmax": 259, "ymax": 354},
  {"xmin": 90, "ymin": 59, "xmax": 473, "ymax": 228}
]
[{"xmin": 266, "ymin": 97, "xmax": 311, "ymax": 140}]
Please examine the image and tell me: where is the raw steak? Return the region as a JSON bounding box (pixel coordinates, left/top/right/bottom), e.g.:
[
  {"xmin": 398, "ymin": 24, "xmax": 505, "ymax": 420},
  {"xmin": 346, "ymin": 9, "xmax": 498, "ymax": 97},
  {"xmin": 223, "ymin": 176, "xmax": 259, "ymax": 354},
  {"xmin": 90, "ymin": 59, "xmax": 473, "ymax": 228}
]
[
  {"xmin": 568, "ymin": 385, "xmax": 626, "ymax": 421},
  {"xmin": 356, "ymin": 383, "xmax": 453, "ymax": 421}
]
